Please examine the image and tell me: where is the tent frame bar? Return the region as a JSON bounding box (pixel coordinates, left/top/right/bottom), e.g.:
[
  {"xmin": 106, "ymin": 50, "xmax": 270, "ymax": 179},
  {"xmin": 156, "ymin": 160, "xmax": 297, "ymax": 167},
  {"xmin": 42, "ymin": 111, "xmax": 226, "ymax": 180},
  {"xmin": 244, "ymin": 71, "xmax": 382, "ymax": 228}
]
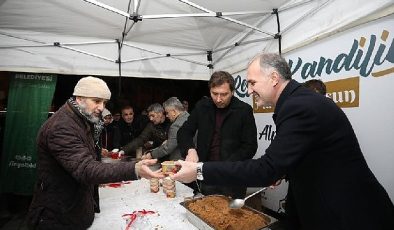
[
  {"xmin": 56, "ymin": 44, "xmax": 115, "ymax": 62},
  {"xmin": 212, "ymin": 13, "xmax": 274, "ymax": 66},
  {"xmin": 273, "ymin": 8, "xmax": 282, "ymax": 55},
  {"xmin": 0, "ymin": 0, "xmax": 339, "ymax": 79},
  {"xmin": 81, "ymin": 0, "xmax": 275, "ymax": 37},
  {"xmin": 143, "ymin": 11, "xmax": 271, "ymax": 19}
]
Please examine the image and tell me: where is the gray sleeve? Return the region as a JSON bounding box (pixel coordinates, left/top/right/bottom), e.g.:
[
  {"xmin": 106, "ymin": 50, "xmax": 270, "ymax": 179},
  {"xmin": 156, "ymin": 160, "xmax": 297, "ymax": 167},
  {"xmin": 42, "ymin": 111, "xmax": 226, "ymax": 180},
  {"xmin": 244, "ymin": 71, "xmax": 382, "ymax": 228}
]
[{"xmin": 151, "ymin": 121, "xmax": 179, "ymax": 159}]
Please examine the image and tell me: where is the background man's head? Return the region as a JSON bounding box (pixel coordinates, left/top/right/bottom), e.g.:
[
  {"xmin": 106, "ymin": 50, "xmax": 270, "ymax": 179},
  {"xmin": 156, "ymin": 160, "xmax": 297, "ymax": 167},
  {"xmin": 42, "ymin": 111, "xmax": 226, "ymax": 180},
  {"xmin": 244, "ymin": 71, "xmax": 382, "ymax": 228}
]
[
  {"xmin": 73, "ymin": 76, "xmax": 111, "ymax": 123},
  {"xmin": 147, "ymin": 103, "xmax": 165, "ymax": 125},
  {"xmin": 121, "ymin": 105, "xmax": 134, "ymax": 124},
  {"xmin": 303, "ymin": 79, "xmax": 327, "ymax": 95},
  {"xmin": 102, "ymin": 108, "xmax": 113, "ymax": 125},
  {"xmin": 181, "ymin": 100, "xmax": 189, "ymax": 111},
  {"xmin": 208, "ymin": 71, "xmax": 235, "ymax": 109},
  {"xmin": 247, "ymin": 53, "xmax": 291, "ymax": 108},
  {"xmin": 163, "ymin": 97, "xmax": 184, "ymax": 122},
  {"xmin": 112, "ymin": 110, "xmax": 121, "ymax": 122}
]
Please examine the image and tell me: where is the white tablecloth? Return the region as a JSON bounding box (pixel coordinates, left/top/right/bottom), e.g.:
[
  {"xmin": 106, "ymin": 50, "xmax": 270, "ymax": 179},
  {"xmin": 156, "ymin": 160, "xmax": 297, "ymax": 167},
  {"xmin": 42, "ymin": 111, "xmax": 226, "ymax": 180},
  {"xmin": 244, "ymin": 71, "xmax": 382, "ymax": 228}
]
[{"xmin": 89, "ymin": 179, "xmax": 197, "ymax": 230}]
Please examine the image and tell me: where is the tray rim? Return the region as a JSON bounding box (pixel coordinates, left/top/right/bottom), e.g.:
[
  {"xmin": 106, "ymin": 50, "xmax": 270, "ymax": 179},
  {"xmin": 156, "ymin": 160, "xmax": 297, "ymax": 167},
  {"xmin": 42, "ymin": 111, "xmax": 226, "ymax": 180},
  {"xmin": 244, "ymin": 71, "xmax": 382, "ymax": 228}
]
[{"xmin": 180, "ymin": 195, "xmax": 277, "ymax": 230}]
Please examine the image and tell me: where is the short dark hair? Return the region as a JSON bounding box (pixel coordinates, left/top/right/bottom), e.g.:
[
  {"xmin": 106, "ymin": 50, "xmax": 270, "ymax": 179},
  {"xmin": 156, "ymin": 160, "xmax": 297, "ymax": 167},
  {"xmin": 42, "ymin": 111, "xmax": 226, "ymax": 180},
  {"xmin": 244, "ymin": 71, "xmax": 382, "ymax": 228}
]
[
  {"xmin": 121, "ymin": 105, "xmax": 133, "ymax": 113},
  {"xmin": 208, "ymin": 71, "xmax": 235, "ymax": 91},
  {"xmin": 303, "ymin": 79, "xmax": 327, "ymax": 95}
]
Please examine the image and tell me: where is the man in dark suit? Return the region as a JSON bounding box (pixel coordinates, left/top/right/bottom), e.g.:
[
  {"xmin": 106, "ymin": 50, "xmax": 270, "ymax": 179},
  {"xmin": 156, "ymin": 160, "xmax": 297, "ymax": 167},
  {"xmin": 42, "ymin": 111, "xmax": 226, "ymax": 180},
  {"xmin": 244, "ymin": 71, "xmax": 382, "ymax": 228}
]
[
  {"xmin": 112, "ymin": 105, "xmax": 148, "ymax": 156},
  {"xmin": 172, "ymin": 53, "xmax": 394, "ymax": 230},
  {"xmin": 177, "ymin": 71, "xmax": 257, "ymax": 199}
]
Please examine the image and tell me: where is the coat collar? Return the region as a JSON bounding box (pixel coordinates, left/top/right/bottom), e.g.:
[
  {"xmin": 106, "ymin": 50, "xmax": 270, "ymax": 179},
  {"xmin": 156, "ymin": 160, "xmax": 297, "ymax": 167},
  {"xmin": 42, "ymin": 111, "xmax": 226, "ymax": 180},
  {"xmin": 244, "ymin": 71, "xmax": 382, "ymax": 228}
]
[
  {"xmin": 65, "ymin": 100, "xmax": 93, "ymax": 132},
  {"xmin": 273, "ymin": 80, "xmax": 302, "ymax": 123},
  {"xmin": 175, "ymin": 111, "xmax": 189, "ymax": 121}
]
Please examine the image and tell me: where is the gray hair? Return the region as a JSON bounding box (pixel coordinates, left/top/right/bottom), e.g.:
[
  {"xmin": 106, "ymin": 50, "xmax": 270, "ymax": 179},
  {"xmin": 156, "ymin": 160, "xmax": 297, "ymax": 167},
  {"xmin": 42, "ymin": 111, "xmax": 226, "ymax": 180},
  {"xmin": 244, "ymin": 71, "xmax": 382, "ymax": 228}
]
[
  {"xmin": 147, "ymin": 103, "xmax": 164, "ymax": 113},
  {"xmin": 163, "ymin": 97, "xmax": 184, "ymax": 111},
  {"xmin": 250, "ymin": 53, "xmax": 292, "ymax": 80}
]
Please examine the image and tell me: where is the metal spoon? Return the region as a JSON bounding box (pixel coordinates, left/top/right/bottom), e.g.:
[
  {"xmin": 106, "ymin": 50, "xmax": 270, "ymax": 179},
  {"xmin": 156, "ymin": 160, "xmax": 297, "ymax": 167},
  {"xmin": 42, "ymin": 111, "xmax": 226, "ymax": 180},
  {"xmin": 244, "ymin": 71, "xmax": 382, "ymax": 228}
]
[
  {"xmin": 193, "ymin": 180, "xmax": 204, "ymax": 199},
  {"xmin": 229, "ymin": 187, "xmax": 267, "ymax": 209}
]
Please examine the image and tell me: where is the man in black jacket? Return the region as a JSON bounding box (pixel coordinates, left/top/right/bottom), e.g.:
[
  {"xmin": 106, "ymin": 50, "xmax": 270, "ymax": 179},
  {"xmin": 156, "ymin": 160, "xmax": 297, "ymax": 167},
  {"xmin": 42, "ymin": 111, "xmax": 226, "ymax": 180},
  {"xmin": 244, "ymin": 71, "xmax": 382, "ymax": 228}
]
[
  {"xmin": 121, "ymin": 103, "xmax": 170, "ymax": 157},
  {"xmin": 177, "ymin": 71, "xmax": 257, "ymax": 199},
  {"xmin": 172, "ymin": 53, "xmax": 394, "ymax": 230},
  {"xmin": 112, "ymin": 105, "xmax": 148, "ymax": 155}
]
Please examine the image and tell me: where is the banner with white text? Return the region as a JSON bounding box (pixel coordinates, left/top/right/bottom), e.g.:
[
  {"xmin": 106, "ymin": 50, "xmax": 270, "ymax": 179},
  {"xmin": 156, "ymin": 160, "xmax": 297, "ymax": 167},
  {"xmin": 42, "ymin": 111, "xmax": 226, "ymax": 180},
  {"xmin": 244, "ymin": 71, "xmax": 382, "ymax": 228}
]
[{"xmin": 0, "ymin": 73, "xmax": 57, "ymax": 195}]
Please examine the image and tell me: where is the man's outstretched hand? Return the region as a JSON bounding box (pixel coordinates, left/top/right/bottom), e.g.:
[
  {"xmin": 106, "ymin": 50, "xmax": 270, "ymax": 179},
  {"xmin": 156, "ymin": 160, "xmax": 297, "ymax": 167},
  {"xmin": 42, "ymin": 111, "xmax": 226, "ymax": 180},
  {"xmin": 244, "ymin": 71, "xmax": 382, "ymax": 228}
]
[{"xmin": 135, "ymin": 159, "xmax": 164, "ymax": 179}]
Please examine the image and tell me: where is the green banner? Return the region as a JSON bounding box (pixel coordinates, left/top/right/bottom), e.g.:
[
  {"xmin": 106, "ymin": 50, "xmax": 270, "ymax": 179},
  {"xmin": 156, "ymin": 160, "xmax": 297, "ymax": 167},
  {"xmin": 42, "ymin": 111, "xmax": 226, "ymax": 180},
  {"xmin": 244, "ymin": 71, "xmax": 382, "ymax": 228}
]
[{"xmin": 0, "ymin": 73, "xmax": 57, "ymax": 195}]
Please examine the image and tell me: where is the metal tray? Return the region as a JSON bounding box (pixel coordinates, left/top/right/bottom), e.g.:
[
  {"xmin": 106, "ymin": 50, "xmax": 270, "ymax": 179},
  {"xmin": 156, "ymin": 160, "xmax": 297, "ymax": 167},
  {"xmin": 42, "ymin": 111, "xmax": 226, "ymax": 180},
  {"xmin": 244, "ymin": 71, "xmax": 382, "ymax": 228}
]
[{"xmin": 180, "ymin": 195, "xmax": 277, "ymax": 230}]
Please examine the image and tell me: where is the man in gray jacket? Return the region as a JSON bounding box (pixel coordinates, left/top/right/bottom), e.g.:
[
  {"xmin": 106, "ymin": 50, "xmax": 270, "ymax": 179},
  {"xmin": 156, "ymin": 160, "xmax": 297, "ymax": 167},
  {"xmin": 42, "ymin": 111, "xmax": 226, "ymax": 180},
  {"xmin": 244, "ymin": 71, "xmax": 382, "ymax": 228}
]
[
  {"xmin": 121, "ymin": 103, "xmax": 170, "ymax": 156},
  {"xmin": 28, "ymin": 76, "xmax": 162, "ymax": 230},
  {"xmin": 142, "ymin": 97, "xmax": 189, "ymax": 162}
]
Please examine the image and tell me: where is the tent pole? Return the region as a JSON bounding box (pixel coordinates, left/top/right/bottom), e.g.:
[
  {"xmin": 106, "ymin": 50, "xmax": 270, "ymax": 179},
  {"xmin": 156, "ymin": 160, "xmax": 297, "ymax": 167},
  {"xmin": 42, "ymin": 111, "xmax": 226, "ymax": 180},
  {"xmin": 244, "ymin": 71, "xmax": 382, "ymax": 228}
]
[
  {"xmin": 272, "ymin": 8, "xmax": 282, "ymax": 55},
  {"xmin": 207, "ymin": 50, "xmax": 213, "ymax": 70},
  {"xmin": 116, "ymin": 39, "xmax": 122, "ymax": 97},
  {"xmin": 212, "ymin": 14, "xmax": 273, "ymax": 66}
]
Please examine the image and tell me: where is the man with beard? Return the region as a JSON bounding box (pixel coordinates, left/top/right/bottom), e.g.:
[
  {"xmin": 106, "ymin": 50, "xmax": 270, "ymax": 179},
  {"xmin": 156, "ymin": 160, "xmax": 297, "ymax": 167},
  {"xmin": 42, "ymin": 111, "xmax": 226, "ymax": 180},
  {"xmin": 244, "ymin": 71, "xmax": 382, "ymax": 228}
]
[{"xmin": 27, "ymin": 76, "xmax": 162, "ymax": 230}]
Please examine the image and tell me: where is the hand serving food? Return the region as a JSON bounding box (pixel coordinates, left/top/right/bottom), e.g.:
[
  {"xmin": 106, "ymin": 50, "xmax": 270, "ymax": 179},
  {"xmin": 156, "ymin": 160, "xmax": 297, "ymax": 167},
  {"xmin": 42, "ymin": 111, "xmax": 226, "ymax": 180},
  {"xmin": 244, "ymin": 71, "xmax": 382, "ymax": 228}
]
[
  {"xmin": 170, "ymin": 160, "xmax": 198, "ymax": 183},
  {"xmin": 135, "ymin": 159, "xmax": 164, "ymax": 179}
]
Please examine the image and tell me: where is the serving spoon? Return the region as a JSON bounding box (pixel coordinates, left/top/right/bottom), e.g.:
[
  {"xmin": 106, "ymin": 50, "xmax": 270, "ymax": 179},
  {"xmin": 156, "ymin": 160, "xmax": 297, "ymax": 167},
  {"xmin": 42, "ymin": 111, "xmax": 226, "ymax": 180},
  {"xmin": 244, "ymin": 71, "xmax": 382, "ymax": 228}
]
[{"xmin": 229, "ymin": 187, "xmax": 267, "ymax": 209}]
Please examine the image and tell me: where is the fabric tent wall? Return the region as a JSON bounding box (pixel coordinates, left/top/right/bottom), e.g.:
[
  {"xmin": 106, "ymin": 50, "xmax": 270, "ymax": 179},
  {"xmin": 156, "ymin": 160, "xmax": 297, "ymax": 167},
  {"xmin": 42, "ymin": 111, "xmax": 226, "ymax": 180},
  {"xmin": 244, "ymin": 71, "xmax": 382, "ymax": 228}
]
[{"xmin": 0, "ymin": 0, "xmax": 393, "ymax": 80}]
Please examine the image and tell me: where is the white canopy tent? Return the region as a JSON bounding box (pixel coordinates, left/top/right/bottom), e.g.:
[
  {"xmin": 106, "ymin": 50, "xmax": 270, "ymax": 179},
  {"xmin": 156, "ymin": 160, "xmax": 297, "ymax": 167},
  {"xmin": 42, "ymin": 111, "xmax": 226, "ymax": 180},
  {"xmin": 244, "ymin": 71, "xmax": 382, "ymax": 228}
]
[
  {"xmin": 1, "ymin": 0, "xmax": 394, "ymax": 209},
  {"xmin": 0, "ymin": 0, "xmax": 393, "ymax": 81}
]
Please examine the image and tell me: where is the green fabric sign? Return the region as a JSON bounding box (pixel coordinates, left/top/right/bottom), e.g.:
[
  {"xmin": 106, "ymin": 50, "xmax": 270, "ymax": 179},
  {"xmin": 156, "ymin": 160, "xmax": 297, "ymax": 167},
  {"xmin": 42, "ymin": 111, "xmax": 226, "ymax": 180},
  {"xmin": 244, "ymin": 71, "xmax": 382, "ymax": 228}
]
[{"xmin": 0, "ymin": 73, "xmax": 57, "ymax": 195}]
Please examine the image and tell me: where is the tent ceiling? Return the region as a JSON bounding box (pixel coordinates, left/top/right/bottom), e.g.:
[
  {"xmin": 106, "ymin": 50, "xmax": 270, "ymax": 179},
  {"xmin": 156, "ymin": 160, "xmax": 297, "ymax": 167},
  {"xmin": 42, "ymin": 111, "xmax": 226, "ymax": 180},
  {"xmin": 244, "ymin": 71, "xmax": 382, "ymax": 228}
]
[{"xmin": 0, "ymin": 0, "xmax": 393, "ymax": 80}]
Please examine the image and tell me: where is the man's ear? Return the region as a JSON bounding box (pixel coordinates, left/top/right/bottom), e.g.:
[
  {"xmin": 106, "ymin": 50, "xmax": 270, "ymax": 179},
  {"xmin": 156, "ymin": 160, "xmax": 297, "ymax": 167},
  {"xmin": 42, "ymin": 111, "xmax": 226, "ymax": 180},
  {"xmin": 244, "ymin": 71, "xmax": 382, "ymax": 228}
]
[
  {"xmin": 75, "ymin": 96, "xmax": 82, "ymax": 103},
  {"xmin": 75, "ymin": 96, "xmax": 84, "ymax": 104},
  {"xmin": 271, "ymin": 71, "xmax": 280, "ymax": 87}
]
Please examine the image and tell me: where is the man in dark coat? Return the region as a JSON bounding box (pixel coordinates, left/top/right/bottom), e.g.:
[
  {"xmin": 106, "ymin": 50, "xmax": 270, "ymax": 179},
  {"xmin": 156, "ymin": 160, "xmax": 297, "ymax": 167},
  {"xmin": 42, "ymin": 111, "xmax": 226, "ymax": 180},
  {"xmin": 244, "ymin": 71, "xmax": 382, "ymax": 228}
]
[
  {"xmin": 177, "ymin": 71, "xmax": 258, "ymax": 199},
  {"xmin": 121, "ymin": 103, "xmax": 170, "ymax": 156},
  {"xmin": 112, "ymin": 105, "xmax": 148, "ymax": 152},
  {"xmin": 142, "ymin": 97, "xmax": 189, "ymax": 162},
  {"xmin": 172, "ymin": 53, "xmax": 394, "ymax": 230},
  {"xmin": 27, "ymin": 76, "xmax": 162, "ymax": 230}
]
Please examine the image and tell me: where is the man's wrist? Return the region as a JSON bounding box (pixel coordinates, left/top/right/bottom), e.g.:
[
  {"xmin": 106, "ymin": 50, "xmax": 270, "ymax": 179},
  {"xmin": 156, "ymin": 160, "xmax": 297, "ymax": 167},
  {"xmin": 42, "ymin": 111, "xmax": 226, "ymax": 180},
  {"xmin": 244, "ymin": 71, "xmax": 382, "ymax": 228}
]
[
  {"xmin": 134, "ymin": 162, "xmax": 141, "ymax": 179},
  {"xmin": 196, "ymin": 162, "xmax": 204, "ymax": 181}
]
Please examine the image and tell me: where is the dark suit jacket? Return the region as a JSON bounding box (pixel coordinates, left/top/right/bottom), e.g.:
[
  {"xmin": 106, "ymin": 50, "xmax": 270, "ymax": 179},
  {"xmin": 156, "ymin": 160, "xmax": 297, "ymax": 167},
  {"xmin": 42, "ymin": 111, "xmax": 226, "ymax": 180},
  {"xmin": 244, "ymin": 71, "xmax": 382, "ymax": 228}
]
[
  {"xmin": 177, "ymin": 96, "xmax": 257, "ymax": 198},
  {"xmin": 177, "ymin": 96, "xmax": 257, "ymax": 161},
  {"xmin": 122, "ymin": 119, "xmax": 170, "ymax": 156},
  {"xmin": 203, "ymin": 80, "xmax": 394, "ymax": 230}
]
